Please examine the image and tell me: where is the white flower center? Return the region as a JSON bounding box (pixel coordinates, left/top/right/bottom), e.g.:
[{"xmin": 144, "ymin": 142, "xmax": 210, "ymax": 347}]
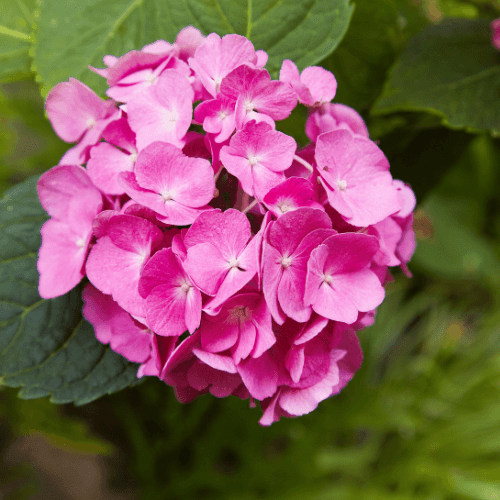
[
  {"xmin": 169, "ymin": 111, "xmax": 178, "ymax": 123},
  {"xmin": 146, "ymin": 73, "xmax": 158, "ymax": 85},
  {"xmin": 76, "ymin": 237, "xmax": 86, "ymax": 248},
  {"xmin": 228, "ymin": 257, "xmax": 240, "ymax": 269},
  {"xmin": 180, "ymin": 282, "xmax": 191, "ymax": 294},
  {"xmin": 219, "ymin": 110, "xmax": 228, "ymax": 120},
  {"xmin": 244, "ymin": 100, "xmax": 254, "ymax": 112},
  {"xmin": 323, "ymin": 273, "xmax": 334, "ymax": 284},
  {"xmin": 86, "ymin": 117, "xmax": 96, "ymax": 128},
  {"xmin": 281, "ymin": 256, "xmax": 292, "ymax": 268},
  {"xmin": 162, "ymin": 192, "xmax": 173, "ymax": 202},
  {"xmin": 129, "ymin": 152, "xmax": 138, "ymax": 164},
  {"xmin": 248, "ymin": 156, "xmax": 260, "ymax": 166},
  {"xmin": 336, "ymin": 179, "xmax": 347, "ymax": 191}
]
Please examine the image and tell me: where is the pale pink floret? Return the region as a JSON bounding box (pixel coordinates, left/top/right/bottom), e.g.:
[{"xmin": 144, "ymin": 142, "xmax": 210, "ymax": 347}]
[
  {"xmin": 315, "ymin": 129, "xmax": 402, "ymax": 227},
  {"xmin": 46, "ymin": 78, "xmax": 119, "ymax": 165},
  {"xmin": 188, "ymin": 33, "xmax": 257, "ymax": 97},
  {"xmin": 37, "ymin": 165, "xmax": 103, "ymax": 298},
  {"xmin": 138, "ymin": 248, "xmax": 202, "ymax": 337},
  {"xmin": 86, "ymin": 214, "xmax": 163, "ymax": 317},
  {"xmin": 262, "ymin": 208, "xmax": 334, "ymax": 324},
  {"xmin": 82, "ymin": 284, "xmax": 154, "ymax": 364},
  {"xmin": 260, "ymin": 322, "xmax": 362, "ymax": 425},
  {"xmin": 87, "ymin": 117, "xmax": 138, "ymax": 195},
  {"xmin": 182, "ymin": 209, "xmax": 259, "ymax": 312},
  {"xmin": 306, "ymin": 103, "xmax": 369, "ymax": 142},
  {"xmin": 279, "ymin": 60, "xmax": 337, "ymax": 107},
  {"xmin": 119, "ymin": 141, "xmax": 215, "ymax": 225},
  {"xmin": 304, "ymin": 233, "xmax": 385, "ymax": 324},
  {"xmin": 199, "ymin": 289, "xmax": 275, "ymax": 364},
  {"xmin": 220, "ymin": 121, "xmax": 296, "ymax": 200},
  {"xmin": 46, "ymin": 78, "xmax": 115, "ymax": 143},
  {"xmin": 127, "ymin": 69, "xmax": 194, "ymax": 150},
  {"xmin": 220, "ymin": 65, "xmax": 297, "ymax": 128},
  {"xmin": 263, "ymin": 177, "xmax": 324, "ymax": 217}
]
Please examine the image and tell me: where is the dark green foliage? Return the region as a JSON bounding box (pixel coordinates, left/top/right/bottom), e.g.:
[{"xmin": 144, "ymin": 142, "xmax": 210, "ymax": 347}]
[
  {"xmin": 33, "ymin": 0, "xmax": 354, "ymax": 96},
  {"xmin": 374, "ymin": 18, "xmax": 500, "ymax": 133}
]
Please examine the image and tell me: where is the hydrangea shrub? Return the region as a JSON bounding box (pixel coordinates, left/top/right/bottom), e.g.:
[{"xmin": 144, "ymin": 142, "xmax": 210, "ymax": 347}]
[{"xmin": 36, "ymin": 27, "xmax": 416, "ymax": 425}]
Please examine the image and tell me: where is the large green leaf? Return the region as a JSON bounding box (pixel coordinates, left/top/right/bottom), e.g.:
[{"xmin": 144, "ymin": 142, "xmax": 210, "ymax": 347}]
[
  {"xmin": 373, "ymin": 18, "xmax": 500, "ymax": 134},
  {"xmin": 320, "ymin": 0, "xmax": 428, "ymax": 111},
  {"xmin": 0, "ymin": 176, "xmax": 140, "ymax": 404},
  {"xmin": 0, "ymin": 0, "xmax": 35, "ymax": 83},
  {"xmin": 33, "ymin": 0, "xmax": 354, "ymax": 97}
]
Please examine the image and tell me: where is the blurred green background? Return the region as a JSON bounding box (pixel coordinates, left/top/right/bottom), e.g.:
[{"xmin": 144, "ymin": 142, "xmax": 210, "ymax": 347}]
[{"xmin": 3, "ymin": 0, "xmax": 500, "ymax": 498}]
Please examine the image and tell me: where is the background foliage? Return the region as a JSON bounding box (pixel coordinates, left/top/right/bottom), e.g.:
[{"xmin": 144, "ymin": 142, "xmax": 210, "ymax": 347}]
[{"xmin": 2, "ymin": 0, "xmax": 500, "ymax": 498}]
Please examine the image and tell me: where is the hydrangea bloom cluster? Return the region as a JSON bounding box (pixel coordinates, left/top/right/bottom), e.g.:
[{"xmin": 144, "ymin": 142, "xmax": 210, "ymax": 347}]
[{"xmin": 37, "ymin": 27, "xmax": 416, "ymax": 425}]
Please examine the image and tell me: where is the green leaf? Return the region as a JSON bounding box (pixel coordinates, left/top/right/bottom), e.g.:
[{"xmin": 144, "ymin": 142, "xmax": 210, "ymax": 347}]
[
  {"xmin": 33, "ymin": 0, "xmax": 354, "ymax": 97},
  {"xmin": 320, "ymin": 0, "xmax": 428, "ymax": 111},
  {"xmin": 0, "ymin": 0, "xmax": 35, "ymax": 83},
  {"xmin": 0, "ymin": 176, "xmax": 141, "ymax": 404},
  {"xmin": 373, "ymin": 18, "xmax": 500, "ymax": 134}
]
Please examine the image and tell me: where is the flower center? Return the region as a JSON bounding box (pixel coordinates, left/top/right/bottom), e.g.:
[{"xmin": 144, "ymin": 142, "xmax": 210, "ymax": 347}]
[
  {"xmin": 248, "ymin": 156, "xmax": 260, "ymax": 166},
  {"xmin": 244, "ymin": 99, "xmax": 254, "ymax": 112},
  {"xmin": 336, "ymin": 179, "xmax": 347, "ymax": 191},
  {"xmin": 228, "ymin": 257, "xmax": 240, "ymax": 269},
  {"xmin": 76, "ymin": 237, "xmax": 86, "ymax": 248},
  {"xmin": 162, "ymin": 192, "xmax": 173, "ymax": 202},
  {"xmin": 86, "ymin": 117, "xmax": 96, "ymax": 129},
  {"xmin": 129, "ymin": 152, "xmax": 138, "ymax": 164},
  {"xmin": 180, "ymin": 282, "xmax": 191, "ymax": 294},
  {"xmin": 228, "ymin": 305, "xmax": 251, "ymax": 324},
  {"xmin": 281, "ymin": 256, "xmax": 292, "ymax": 268},
  {"xmin": 146, "ymin": 73, "xmax": 158, "ymax": 85},
  {"xmin": 323, "ymin": 273, "xmax": 334, "ymax": 284}
]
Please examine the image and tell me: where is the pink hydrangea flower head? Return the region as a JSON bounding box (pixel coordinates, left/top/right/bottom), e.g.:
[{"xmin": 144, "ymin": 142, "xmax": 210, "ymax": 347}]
[
  {"xmin": 220, "ymin": 121, "xmax": 296, "ymax": 200},
  {"xmin": 127, "ymin": 69, "xmax": 194, "ymax": 150},
  {"xmin": 306, "ymin": 103, "xmax": 369, "ymax": 142},
  {"xmin": 315, "ymin": 128, "xmax": 402, "ymax": 227},
  {"xmin": 280, "ymin": 59, "xmax": 337, "ymax": 107},
  {"xmin": 188, "ymin": 33, "xmax": 257, "ymax": 97},
  {"xmin": 138, "ymin": 247, "xmax": 202, "ymax": 337},
  {"xmin": 119, "ymin": 141, "xmax": 215, "ymax": 225}
]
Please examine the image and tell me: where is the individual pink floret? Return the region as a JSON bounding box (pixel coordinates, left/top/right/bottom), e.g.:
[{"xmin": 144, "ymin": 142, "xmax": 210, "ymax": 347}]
[
  {"xmin": 280, "ymin": 60, "xmax": 337, "ymax": 107},
  {"xmin": 86, "ymin": 117, "xmax": 138, "ymax": 195},
  {"xmin": 86, "ymin": 214, "xmax": 163, "ymax": 317},
  {"xmin": 188, "ymin": 33, "xmax": 257, "ymax": 97},
  {"xmin": 315, "ymin": 129, "xmax": 402, "ymax": 227},
  {"xmin": 220, "ymin": 65, "xmax": 297, "ymax": 128},
  {"xmin": 127, "ymin": 69, "xmax": 194, "ymax": 150},
  {"xmin": 220, "ymin": 121, "xmax": 296, "ymax": 200},
  {"xmin": 263, "ymin": 177, "xmax": 324, "ymax": 217},
  {"xmin": 119, "ymin": 141, "xmax": 215, "ymax": 225},
  {"xmin": 37, "ymin": 165, "xmax": 103, "ymax": 299},
  {"xmin": 82, "ymin": 284, "xmax": 154, "ymax": 364},
  {"xmin": 367, "ymin": 217, "xmax": 403, "ymax": 267},
  {"xmin": 138, "ymin": 248, "xmax": 202, "ymax": 337},
  {"xmin": 198, "ymin": 289, "xmax": 275, "ymax": 364},
  {"xmin": 260, "ymin": 322, "xmax": 362, "ymax": 425},
  {"xmin": 194, "ymin": 97, "xmax": 236, "ymax": 143},
  {"xmin": 304, "ymin": 233, "xmax": 384, "ymax": 324},
  {"xmin": 262, "ymin": 208, "xmax": 334, "ymax": 324},
  {"xmin": 182, "ymin": 209, "xmax": 259, "ymax": 312},
  {"xmin": 306, "ymin": 103, "xmax": 369, "ymax": 142}
]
